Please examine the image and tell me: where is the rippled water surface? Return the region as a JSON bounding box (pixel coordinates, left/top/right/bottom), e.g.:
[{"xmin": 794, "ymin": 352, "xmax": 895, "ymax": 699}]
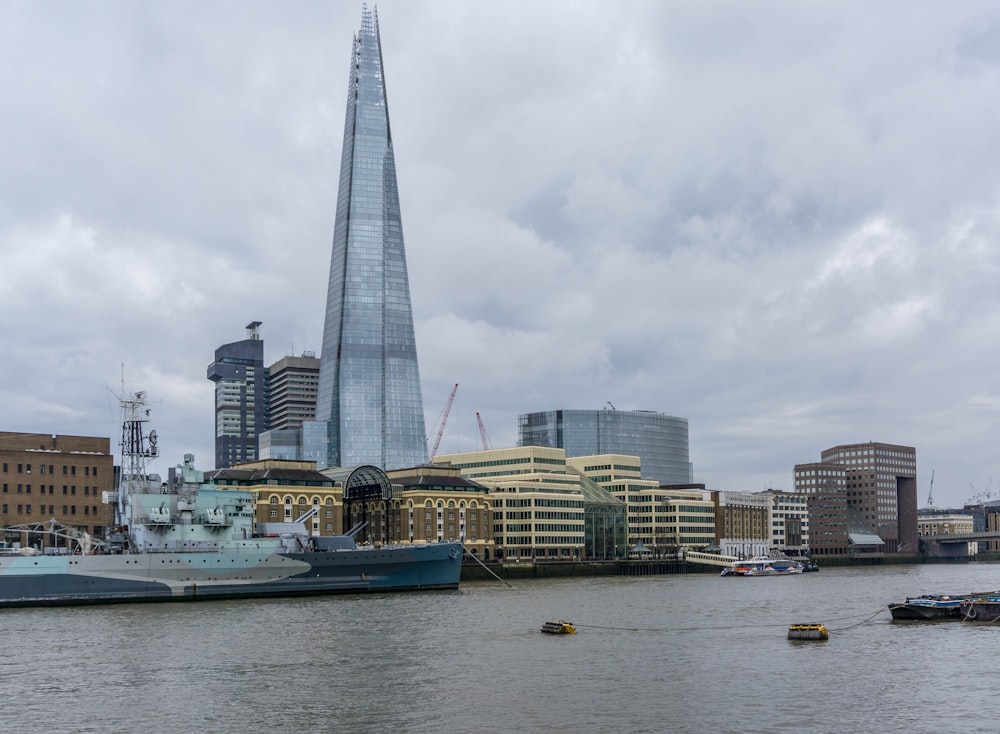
[{"xmin": 3, "ymin": 563, "xmax": 1000, "ymax": 733}]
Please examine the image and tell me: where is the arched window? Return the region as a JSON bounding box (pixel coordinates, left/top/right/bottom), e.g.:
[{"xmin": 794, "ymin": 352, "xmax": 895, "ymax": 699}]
[
  {"xmin": 284, "ymin": 496, "xmax": 292, "ymax": 505},
  {"xmin": 298, "ymin": 496, "xmax": 307, "ymax": 505},
  {"xmin": 325, "ymin": 498, "xmax": 333, "ymax": 505},
  {"xmin": 269, "ymin": 496, "xmax": 279, "ymax": 505}
]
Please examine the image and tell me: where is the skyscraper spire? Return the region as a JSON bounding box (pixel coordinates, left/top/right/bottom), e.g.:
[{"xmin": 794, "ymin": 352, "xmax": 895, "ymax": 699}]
[{"xmin": 313, "ymin": 5, "xmax": 427, "ymax": 470}]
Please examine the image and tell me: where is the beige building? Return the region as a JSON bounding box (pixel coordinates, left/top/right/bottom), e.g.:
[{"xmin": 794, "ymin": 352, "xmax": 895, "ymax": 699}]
[
  {"xmin": 207, "ymin": 458, "xmax": 345, "ymax": 536},
  {"xmin": 210, "ymin": 459, "xmax": 494, "ymax": 558},
  {"xmin": 655, "ymin": 488, "xmax": 717, "ymax": 552},
  {"xmin": 435, "ymin": 446, "xmax": 586, "ymax": 561},
  {"xmin": 714, "ymin": 491, "xmax": 771, "ymax": 558},
  {"xmin": 567, "ymin": 454, "xmax": 714, "ymax": 555},
  {"xmin": 918, "ymin": 512, "xmax": 976, "ymax": 555},
  {"xmin": 766, "ymin": 490, "xmax": 810, "ymax": 555},
  {"xmin": 384, "ymin": 465, "xmax": 493, "ymax": 560},
  {"xmin": 1, "ymin": 432, "xmax": 114, "ymax": 548}
]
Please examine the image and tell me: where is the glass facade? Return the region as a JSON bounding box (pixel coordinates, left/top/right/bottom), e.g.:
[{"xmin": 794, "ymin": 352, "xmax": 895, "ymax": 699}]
[
  {"xmin": 315, "ymin": 7, "xmax": 426, "ymax": 470},
  {"xmin": 518, "ymin": 409, "xmax": 691, "ymax": 485}
]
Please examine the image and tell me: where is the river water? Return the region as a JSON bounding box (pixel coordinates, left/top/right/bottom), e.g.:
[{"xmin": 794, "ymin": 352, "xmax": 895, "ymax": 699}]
[{"xmin": 2, "ymin": 563, "xmax": 998, "ymax": 733}]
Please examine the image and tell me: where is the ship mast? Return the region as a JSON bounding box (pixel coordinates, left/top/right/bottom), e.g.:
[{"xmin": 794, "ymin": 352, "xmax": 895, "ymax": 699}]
[
  {"xmin": 119, "ymin": 391, "xmax": 158, "ymax": 479},
  {"xmin": 115, "ymin": 391, "xmax": 159, "ymax": 526}
]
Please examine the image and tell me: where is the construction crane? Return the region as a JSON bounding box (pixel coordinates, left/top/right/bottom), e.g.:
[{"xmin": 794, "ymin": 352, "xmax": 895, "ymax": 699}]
[
  {"xmin": 476, "ymin": 412, "xmax": 493, "ymax": 450},
  {"xmin": 926, "ymin": 470, "xmax": 935, "ymax": 507},
  {"xmin": 428, "ymin": 383, "xmax": 458, "ymax": 459}
]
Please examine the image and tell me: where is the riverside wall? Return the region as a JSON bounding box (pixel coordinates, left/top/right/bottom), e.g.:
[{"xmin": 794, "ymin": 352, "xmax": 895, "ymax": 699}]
[{"xmin": 460, "ymin": 552, "xmax": 973, "ymax": 581}]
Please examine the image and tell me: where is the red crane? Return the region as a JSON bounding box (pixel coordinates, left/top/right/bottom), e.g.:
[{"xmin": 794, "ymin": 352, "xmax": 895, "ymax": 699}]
[
  {"xmin": 476, "ymin": 412, "xmax": 493, "ymax": 450},
  {"xmin": 429, "ymin": 383, "xmax": 458, "ymax": 458}
]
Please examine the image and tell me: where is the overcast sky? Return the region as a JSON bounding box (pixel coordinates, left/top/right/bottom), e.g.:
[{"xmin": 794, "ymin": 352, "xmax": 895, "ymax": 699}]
[{"xmin": 4, "ymin": 1, "xmax": 1000, "ymax": 507}]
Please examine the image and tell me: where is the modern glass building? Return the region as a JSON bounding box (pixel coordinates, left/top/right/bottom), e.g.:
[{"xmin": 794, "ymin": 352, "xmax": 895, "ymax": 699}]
[
  {"xmin": 207, "ymin": 322, "xmax": 267, "ymax": 469},
  {"xmin": 314, "ymin": 7, "xmax": 427, "ymax": 471},
  {"xmin": 518, "ymin": 409, "xmax": 692, "ymax": 486}
]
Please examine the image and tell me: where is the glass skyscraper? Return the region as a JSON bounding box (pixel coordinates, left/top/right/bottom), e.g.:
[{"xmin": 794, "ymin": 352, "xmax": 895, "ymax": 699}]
[
  {"xmin": 518, "ymin": 409, "xmax": 692, "ymax": 486},
  {"xmin": 314, "ymin": 7, "xmax": 427, "ymax": 471}
]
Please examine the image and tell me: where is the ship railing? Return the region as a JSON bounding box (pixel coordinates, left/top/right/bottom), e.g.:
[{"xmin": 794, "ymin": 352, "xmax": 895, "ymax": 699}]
[{"xmin": 0, "ymin": 519, "xmax": 110, "ymax": 555}]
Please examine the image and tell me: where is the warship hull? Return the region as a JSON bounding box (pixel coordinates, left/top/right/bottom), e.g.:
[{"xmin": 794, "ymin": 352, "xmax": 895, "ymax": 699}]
[{"xmin": 0, "ymin": 541, "xmax": 463, "ymax": 607}]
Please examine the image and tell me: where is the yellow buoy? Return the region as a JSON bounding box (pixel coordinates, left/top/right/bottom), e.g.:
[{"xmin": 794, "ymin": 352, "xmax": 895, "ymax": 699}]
[
  {"xmin": 787, "ymin": 624, "xmax": 828, "ymax": 641},
  {"xmin": 541, "ymin": 620, "xmax": 577, "ymax": 634}
]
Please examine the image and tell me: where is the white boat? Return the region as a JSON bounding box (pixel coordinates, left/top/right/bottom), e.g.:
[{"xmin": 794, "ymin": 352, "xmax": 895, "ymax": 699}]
[{"xmin": 720, "ymin": 555, "xmax": 804, "ymax": 577}]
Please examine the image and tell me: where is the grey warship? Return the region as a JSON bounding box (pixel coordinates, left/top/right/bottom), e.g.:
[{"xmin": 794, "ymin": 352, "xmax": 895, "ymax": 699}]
[{"xmin": 0, "ymin": 391, "xmax": 463, "ymax": 607}]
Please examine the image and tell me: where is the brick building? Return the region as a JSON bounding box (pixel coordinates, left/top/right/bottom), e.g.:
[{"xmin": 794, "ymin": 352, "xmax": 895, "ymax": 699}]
[{"xmin": 0, "ymin": 432, "xmax": 114, "ymax": 549}]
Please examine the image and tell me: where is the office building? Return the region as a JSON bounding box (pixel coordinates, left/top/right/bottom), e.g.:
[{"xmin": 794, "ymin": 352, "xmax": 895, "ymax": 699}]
[
  {"xmin": 712, "ymin": 491, "xmax": 771, "ymax": 558},
  {"xmin": 565, "ymin": 454, "xmax": 656, "ymax": 556},
  {"xmin": 765, "ymin": 490, "xmax": 810, "ymax": 555},
  {"xmin": 793, "ymin": 441, "xmax": 918, "ymax": 556},
  {"xmin": 820, "ymin": 442, "xmax": 918, "ymax": 554},
  {"xmin": 312, "ymin": 6, "xmax": 426, "ymax": 471},
  {"xmin": 518, "ymin": 408, "xmax": 691, "ymax": 485},
  {"xmin": 258, "ymin": 354, "xmax": 320, "ymax": 462},
  {"xmin": 207, "ymin": 322, "xmax": 267, "ymax": 468},
  {"xmin": 435, "ymin": 446, "xmax": 588, "ymax": 561},
  {"xmin": 267, "ymin": 354, "xmax": 320, "ymax": 432}
]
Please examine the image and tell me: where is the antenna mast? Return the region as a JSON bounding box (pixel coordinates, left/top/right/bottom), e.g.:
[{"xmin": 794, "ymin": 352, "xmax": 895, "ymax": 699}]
[{"xmin": 119, "ymin": 391, "xmax": 159, "ymax": 481}]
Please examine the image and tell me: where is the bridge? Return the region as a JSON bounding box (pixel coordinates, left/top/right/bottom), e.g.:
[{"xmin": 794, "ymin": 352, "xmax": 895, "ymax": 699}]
[
  {"xmin": 683, "ymin": 551, "xmax": 738, "ymax": 568},
  {"xmin": 921, "ymin": 531, "xmax": 1000, "ymax": 559}
]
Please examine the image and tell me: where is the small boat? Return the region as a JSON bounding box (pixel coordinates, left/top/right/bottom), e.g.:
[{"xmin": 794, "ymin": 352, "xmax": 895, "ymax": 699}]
[
  {"xmin": 801, "ymin": 561, "xmax": 820, "ymax": 573},
  {"xmin": 960, "ymin": 596, "xmax": 1000, "ymax": 623},
  {"xmin": 541, "ymin": 620, "xmax": 576, "ymax": 634},
  {"xmin": 889, "ymin": 595, "xmax": 965, "ymax": 621},
  {"xmin": 720, "ymin": 555, "xmax": 803, "ymax": 577}
]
